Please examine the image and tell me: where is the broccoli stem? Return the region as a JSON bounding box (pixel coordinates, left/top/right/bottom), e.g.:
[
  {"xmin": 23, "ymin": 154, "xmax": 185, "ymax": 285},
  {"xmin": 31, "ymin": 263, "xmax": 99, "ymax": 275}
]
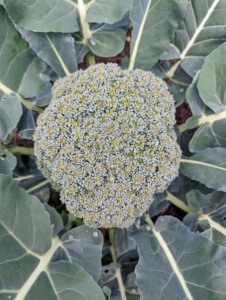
[
  {"xmin": 0, "ymin": 143, "xmax": 34, "ymax": 155},
  {"xmin": 86, "ymin": 51, "xmax": 96, "ymax": 66}
]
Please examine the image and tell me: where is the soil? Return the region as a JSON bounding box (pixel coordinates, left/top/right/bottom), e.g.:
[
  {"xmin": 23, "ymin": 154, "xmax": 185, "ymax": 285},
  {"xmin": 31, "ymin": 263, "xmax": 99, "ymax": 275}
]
[{"xmin": 14, "ymin": 28, "xmax": 192, "ymax": 228}]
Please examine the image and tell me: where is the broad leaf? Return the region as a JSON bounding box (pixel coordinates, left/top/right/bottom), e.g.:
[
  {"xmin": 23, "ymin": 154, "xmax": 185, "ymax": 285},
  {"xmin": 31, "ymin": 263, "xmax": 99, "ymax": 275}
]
[
  {"xmin": 86, "ymin": 0, "xmax": 132, "ymax": 24},
  {"xmin": 0, "ymin": 150, "xmax": 16, "ymax": 175},
  {"xmin": 166, "ymin": 0, "xmax": 226, "ymax": 80},
  {"xmin": 198, "ymin": 42, "xmax": 226, "ymax": 114},
  {"xmin": 4, "ymin": 0, "xmax": 79, "ymax": 32},
  {"xmin": 0, "ymin": 6, "xmax": 47, "ymax": 113},
  {"xmin": 129, "ymin": 216, "xmax": 226, "ymax": 300},
  {"xmin": 185, "ymin": 190, "xmax": 226, "ymax": 246},
  {"xmin": 180, "ymin": 148, "xmax": 226, "ymax": 191},
  {"xmin": 0, "ymin": 175, "xmax": 104, "ymax": 299},
  {"xmin": 17, "ymin": 27, "xmax": 77, "ymax": 77},
  {"xmin": 128, "ymin": 0, "xmax": 188, "ymax": 70},
  {"xmin": 186, "ymin": 70, "xmax": 226, "ymax": 152}
]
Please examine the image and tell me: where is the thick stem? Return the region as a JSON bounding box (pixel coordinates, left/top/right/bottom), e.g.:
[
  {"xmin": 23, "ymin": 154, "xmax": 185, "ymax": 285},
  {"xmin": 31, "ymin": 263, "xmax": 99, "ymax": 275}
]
[
  {"xmin": 86, "ymin": 51, "xmax": 96, "ymax": 66},
  {"xmin": 166, "ymin": 191, "xmax": 193, "ymax": 214},
  {"xmin": 0, "ymin": 144, "xmax": 34, "ymax": 155},
  {"xmin": 15, "ymin": 175, "xmax": 34, "ymax": 182},
  {"xmin": 109, "ymin": 228, "xmax": 127, "ymax": 300}
]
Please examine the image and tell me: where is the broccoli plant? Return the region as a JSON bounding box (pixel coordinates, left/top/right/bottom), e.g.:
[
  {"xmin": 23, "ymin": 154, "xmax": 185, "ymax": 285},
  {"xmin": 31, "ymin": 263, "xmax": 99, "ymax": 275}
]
[{"xmin": 1, "ymin": 0, "xmax": 226, "ymax": 299}]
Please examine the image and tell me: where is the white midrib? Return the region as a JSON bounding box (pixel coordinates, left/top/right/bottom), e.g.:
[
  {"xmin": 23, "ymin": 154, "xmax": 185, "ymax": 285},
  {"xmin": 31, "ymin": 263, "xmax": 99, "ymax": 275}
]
[
  {"xmin": 166, "ymin": 0, "xmax": 220, "ymax": 78},
  {"xmin": 15, "ymin": 237, "xmax": 62, "ymax": 300},
  {"xmin": 153, "ymin": 227, "xmax": 194, "ymax": 300},
  {"xmin": 180, "ymin": 158, "xmax": 226, "ymax": 171},
  {"xmin": 128, "ymin": 0, "xmax": 152, "ymax": 70},
  {"xmin": 199, "ymin": 214, "xmax": 226, "ymax": 236},
  {"xmin": 75, "ymin": 0, "xmax": 93, "ymax": 45},
  {"xmin": 45, "ymin": 35, "xmax": 70, "ymax": 76},
  {"xmin": 197, "ymin": 110, "xmax": 226, "ymax": 126},
  {"xmin": 0, "ymin": 82, "xmax": 35, "ymax": 109}
]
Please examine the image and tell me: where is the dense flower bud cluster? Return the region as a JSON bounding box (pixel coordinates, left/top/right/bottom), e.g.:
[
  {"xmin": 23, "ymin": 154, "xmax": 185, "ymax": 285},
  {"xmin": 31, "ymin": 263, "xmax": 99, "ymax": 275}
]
[{"xmin": 34, "ymin": 63, "xmax": 181, "ymax": 228}]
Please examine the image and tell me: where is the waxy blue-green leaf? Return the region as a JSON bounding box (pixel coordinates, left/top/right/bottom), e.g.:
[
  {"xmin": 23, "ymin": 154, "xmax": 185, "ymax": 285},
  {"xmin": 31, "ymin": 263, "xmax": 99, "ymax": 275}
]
[
  {"xmin": 198, "ymin": 42, "xmax": 226, "ymax": 114},
  {"xmin": 99, "ymin": 250, "xmax": 139, "ymax": 300},
  {"xmin": 86, "ymin": 0, "xmax": 132, "ymax": 24},
  {"xmin": 73, "ymin": 17, "xmax": 130, "ymax": 58},
  {"xmin": 184, "ymin": 190, "xmax": 226, "ymax": 247},
  {"xmin": 60, "ymin": 225, "xmax": 103, "ymax": 282},
  {"xmin": 0, "ymin": 6, "xmax": 47, "ymax": 116},
  {"xmin": 19, "ymin": 176, "xmax": 50, "ymax": 203},
  {"xmin": 44, "ymin": 204, "xmax": 64, "ymax": 237},
  {"xmin": 4, "ymin": 0, "xmax": 79, "ymax": 32},
  {"xmin": 129, "ymin": 216, "xmax": 226, "ymax": 300},
  {"xmin": 0, "ymin": 150, "xmax": 16, "ymax": 175},
  {"xmin": 115, "ymin": 228, "xmax": 136, "ymax": 258},
  {"xmin": 0, "ymin": 175, "xmax": 105, "ymax": 299},
  {"xmin": 186, "ymin": 71, "xmax": 226, "ymax": 152},
  {"xmin": 180, "ymin": 148, "xmax": 226, "ymax": 191},
  {"xmin": 128, "ymin": 0, "xmax": 188, "ymax": 70},
  {"xmin": 17, "ymin": 27, "xmax": 77, "ymax": 77},
  {"xmin": 152, "ymin": 60, "xmax": 192, "ymax": 106},
  {"xmin": 0, "ymin": 93, "xmax": 22, "ymax": 140},
  {"xmin": 166, "ymin": 0, "xmax": 226, "ymax": 80}
]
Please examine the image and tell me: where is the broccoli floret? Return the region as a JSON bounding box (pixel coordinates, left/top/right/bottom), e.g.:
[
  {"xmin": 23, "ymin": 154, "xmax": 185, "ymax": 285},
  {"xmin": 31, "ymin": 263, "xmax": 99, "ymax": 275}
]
[{"xmin": 34, "ymin": 63, "xmax": 181, "ymax": 228}]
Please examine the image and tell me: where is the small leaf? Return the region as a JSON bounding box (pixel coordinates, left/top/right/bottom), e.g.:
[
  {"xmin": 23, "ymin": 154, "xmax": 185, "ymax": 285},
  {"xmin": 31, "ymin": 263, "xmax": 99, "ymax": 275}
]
[
  {"xmin": 115, "ymin": 228, "xmax": 136, "ymax": 258},
  {"xmin": 0, "ymin": 93, "xmax": 22, "ymax": 140},
  {"xmin": 180, "ymin": 148, "xmax": 226, "ymax": 191},
  {"xmin": 0, "ymin": 150, "xmax": 16, "ymax": 175}
]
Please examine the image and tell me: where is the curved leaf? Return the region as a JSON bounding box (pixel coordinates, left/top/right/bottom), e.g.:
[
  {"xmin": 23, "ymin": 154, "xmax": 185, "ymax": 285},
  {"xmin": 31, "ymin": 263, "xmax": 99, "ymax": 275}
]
[
  {"xmin": 86, "ymin": 0, "xmax": 132, "ymax": 24},
  {"xmin": 0, "ymin": 150, "xmax": 16, "ymax": 175},
  {"xmin": 198, "ymin": 42, "xmax": 226, "ymax": 114},
  {"xmin": 128, "ymin": 0, "xmax": 188, "ymax": 70},
  {"xmin": 17, "ymin": 27, "xmax": 77, "ymax": 77},
  {"xmin": 4, "ymin": 0, "xmax": 79, "ymax": 32},
  {"xmin": 166, "ymin": 0, "xmax": 226, "ymax": 79},
  {"xmin": 129, "ymin": 216, "xmax": 226, "ymax": 300},
  {"xmin": 185, "ymin": 190, "xmax": 226, "ymax": 247},
  {"xmin": 0, "ymin": 93, "xmax": 22, "ymax": 140},
  {"xmin": 115, "ymin": 228, "xmax": 136, "ymax": 258},
  {"xmin": 0, "ymin": 6, "xmax": 47, "ymax": 117},
  {"xmin": 0, "ymin": 175, "xmax": 104, "ymax": 299},
  {"xmin": 180, "ymin": 148, "xmax": 226, "ymax": 191},
  {"xmin": 186, "ymin": 70, "xmax": 226, "ymax": 152}
]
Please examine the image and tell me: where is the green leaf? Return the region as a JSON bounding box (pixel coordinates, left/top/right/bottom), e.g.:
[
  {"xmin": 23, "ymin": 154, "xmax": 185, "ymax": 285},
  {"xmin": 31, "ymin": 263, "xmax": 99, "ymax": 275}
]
[
  {"xmin": 43, "ymin": 204, "xmax": 64, "ymax": 237},
  {"xmin": 0, "ymin": 150, "xmax": 16, "ymax": 175},
  {"xmin": 180, "ymin": 148, "xmax": 226, "ymax": 191},
  {"xmin": 185, "ymin": 190, "xmax": 226, "ymax": 246},
  {"xmin": 4, "ymin": 0, "xmax": 79, "ymax": 32},
  {"xmin": 0, "ymin": 93, "xmax": 22, "ymax": 140},
  {"xmin": 115, "ymin": 228, "xmax": 136, "ymax": 258},
  {"xmin": 186, "ymin": 71, "xmax": 226, "ymax": 152},
  {"xmin": 99, "ymin": 250, "xmax": 140, "ymax": 299},
  {"xmin": 86, "ymin": 0, "xmax": 132, "ymax": 24},
  {"xmin": 166, "ymin": 0, "xmax": 226, "ymax": 80},
  {"xmin": 128, "ymin": 0, "xmax": 188, "ymax": 70},
  {"xmin": 61, "ymin": 225, "xmax": 103, "ymax": 282},
  {"xmin": 17, "ymin": 27, "xmax": 77, "ymax": 77},
  {"xmin": 129, "ymin": 216, "xmax": 226, "ymax": 300},
  {"xmin": 198, "ymin": 42, "xmax": 226, "ymax": 114},
  {"xmin": 0, "ymin": 175, "xmax": 105, "ymax": 299},
  {"xmin": 0, "ymin": 6, "xmax": 47, "ymax": 116}
]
